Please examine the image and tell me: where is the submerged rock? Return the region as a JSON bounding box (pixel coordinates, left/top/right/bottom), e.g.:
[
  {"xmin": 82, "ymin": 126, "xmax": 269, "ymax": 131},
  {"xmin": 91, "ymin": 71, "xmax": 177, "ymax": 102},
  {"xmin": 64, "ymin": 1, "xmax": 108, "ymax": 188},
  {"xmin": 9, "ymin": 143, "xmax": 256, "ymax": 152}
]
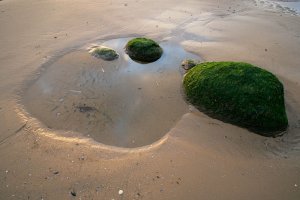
[
  {"xmin": 89, "ymin": 46, "xmax": 119, "ymax": 61},
  {"xmin": 183, "ymin": 61, "xmax": 288, "ymax": 136}
]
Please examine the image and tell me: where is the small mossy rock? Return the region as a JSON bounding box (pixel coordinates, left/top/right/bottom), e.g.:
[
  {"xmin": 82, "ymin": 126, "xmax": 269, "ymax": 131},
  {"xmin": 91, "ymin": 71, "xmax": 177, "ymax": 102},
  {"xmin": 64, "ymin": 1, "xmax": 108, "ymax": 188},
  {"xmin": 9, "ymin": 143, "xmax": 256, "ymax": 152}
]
[
  {"xmin": 125, "ymin": 38, "xmax": 163, "ymax": 63},
  {"xmin": 181, "ymin": 59, "xmax": 200, "ymax": 70},
  {"xmin": 183, "ymin": 62, "xmax": 288, "ymax": 136},
  {"xmin": 90, "ymin": 46, "xmax": 119, "ymax": 61}
]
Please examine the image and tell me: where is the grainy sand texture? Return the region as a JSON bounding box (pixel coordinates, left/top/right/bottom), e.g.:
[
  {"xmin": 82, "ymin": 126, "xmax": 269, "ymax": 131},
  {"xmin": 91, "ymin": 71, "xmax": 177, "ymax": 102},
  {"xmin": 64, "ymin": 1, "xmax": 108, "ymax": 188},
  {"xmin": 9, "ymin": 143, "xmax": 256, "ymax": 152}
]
[{"xmin": 0, "ymin": 0, "xmax": 300, "ymax": 199}]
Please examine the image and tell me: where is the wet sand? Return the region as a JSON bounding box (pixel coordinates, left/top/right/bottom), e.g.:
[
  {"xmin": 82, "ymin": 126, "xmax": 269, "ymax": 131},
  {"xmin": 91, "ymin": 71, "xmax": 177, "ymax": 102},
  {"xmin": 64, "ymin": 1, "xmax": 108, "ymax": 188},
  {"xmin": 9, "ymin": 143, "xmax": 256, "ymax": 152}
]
[{"xmin": 1, "ymin": 0, "xmax": 300, "ymax": 199}]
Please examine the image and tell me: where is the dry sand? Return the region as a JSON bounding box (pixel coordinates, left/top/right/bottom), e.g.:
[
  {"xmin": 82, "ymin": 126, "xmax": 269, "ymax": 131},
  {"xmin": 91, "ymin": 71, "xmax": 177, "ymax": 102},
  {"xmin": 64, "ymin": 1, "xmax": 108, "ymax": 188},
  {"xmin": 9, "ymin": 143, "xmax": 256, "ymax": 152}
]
[{"xmin": 0, "ymin": 0, "xmax": 300, "ymax": 199}]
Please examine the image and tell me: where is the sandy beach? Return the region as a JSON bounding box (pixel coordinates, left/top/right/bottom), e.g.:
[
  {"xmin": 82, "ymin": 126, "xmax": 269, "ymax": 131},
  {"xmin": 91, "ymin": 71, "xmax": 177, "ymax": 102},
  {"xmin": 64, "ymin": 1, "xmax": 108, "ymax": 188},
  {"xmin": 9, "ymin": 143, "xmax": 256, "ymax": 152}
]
[{"xmin": 1, "ymin": 0, "xmax": 300, "ymax": 199}]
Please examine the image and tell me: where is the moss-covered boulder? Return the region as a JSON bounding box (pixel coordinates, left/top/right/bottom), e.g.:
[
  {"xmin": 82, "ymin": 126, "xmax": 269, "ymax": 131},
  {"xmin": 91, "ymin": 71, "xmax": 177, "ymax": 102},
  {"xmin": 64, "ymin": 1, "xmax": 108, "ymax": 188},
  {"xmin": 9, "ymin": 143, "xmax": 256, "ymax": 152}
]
[
  {"xmin": 125, "ymin": 38, "xmax": 163, "ymax": 63},
  {"xmin": 183, "ymin": 62, "xmax": 288, "ymax": 136},
  {"xmin": 90, "ymin": 46, "xmax": 119, "ymax": 61}
]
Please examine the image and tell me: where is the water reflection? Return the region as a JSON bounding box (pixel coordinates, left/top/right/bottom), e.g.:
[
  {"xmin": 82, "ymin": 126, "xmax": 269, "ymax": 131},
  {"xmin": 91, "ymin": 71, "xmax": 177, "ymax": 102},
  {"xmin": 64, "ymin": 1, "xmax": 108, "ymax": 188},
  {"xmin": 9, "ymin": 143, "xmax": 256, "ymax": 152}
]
[{"xmin": 22, "ymin": 38, "xmax": 201, "ymax": 148}]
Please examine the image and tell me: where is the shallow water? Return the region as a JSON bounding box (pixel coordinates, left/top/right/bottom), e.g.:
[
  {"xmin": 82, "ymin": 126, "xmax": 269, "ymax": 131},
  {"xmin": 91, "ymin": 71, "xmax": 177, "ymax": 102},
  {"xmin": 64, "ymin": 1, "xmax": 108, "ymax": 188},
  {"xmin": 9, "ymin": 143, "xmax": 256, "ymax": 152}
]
[
  {"xmin": 275, "ymin": 0, "xmax": 300, "ymax": 12},
  {"xmin": 256, "ymin": 0, "xmax": 300, "ymax": 14},
  {"xmin": 22, "ymin": 38, "xmax": 200, "ymax": 148}
]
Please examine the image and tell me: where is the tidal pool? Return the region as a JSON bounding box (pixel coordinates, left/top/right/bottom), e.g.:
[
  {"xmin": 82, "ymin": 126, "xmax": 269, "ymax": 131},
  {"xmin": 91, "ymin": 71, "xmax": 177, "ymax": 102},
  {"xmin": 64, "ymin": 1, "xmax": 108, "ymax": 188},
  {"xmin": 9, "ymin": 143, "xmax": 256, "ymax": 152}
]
[{"xmin": 22, "ymin": 38, "xmax": 200, "ymax": 148}]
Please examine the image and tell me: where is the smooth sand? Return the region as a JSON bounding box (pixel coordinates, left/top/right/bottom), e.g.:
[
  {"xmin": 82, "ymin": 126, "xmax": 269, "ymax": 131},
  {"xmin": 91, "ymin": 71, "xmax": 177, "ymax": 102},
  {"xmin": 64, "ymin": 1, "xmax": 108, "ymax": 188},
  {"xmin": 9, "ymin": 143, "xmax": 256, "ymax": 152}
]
[{"xmin": 0, "ymin": 0, "xmax": 300, "ymax": 199}]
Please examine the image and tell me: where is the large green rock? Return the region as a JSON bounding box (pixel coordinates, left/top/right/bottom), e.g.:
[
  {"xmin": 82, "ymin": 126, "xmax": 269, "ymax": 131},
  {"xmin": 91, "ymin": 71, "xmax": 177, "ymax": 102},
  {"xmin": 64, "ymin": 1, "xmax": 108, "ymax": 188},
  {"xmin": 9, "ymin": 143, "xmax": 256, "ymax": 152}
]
[
  {"xmin": 183, "ymin": 62, "xmax": 288, "ymax": 136},
  {"xmin": 125, "ymin": 38, "xmax": 163, "ymax": 63}
]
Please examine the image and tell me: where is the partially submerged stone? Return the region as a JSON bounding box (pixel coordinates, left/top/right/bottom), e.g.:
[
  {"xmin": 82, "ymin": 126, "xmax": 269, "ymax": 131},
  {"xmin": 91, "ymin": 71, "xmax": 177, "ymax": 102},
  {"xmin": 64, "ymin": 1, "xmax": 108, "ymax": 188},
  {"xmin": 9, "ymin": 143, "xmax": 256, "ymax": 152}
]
[
  {"xmin": 183, "ymin": 61, "xmax": 288, "ymax": 136},
  {"xmin": 125, "ymin": 37, "xmax": 163, "ymax": 63},
  {"xmin": 181, "ymin": 59, "xmax": 200, "ymax": 70},
  {"xmin": 89, "ymin": 46, "xmax": 119, "ymax": 61}
]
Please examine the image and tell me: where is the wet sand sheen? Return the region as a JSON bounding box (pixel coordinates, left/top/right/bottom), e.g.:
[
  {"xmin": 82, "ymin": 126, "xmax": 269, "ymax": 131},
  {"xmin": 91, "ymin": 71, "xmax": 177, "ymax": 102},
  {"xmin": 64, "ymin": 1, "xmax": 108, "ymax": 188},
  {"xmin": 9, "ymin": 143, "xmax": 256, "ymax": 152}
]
[{"xmin": 22, "ymin": 38, "xmax": 200, "ymax": 148}]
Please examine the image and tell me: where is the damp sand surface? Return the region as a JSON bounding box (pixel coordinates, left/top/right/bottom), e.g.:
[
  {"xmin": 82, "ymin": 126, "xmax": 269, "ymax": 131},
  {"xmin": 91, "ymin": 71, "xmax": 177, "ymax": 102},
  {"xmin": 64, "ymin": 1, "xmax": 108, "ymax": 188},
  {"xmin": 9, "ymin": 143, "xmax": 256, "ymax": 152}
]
[
  {"xmin": 1, "ymin": 0, "xmax": 300, "ymax": 199},
  {"xmin": 23, "ymin": 38, "xmax": 200, "ymax": 147}
]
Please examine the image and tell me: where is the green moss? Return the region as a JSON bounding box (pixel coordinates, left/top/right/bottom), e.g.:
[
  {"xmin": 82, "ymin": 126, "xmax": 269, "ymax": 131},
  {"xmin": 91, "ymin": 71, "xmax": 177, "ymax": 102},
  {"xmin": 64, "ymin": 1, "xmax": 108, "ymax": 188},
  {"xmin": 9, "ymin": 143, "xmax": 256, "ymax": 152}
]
[
  {"xmin": 183, "ymin": 62, "xmax": 288, "ymax": 136},
  {"xmin": 125, "ymin": 38, "xmax": 163, "ymax": 63},
  {"xmin": 91, "ymin": 46, "xmax": 119, "ymax": 61}
]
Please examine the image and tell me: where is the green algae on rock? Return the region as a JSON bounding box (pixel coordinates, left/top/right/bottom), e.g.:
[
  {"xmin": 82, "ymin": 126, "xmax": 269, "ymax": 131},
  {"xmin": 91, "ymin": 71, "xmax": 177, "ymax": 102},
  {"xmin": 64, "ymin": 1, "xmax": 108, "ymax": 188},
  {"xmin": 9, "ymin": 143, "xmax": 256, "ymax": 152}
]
[
  {"xmin": 125, "ymin": 38, "xmax": 163, "ymax": 63},
  {"xmin": 89, "ymin": 46, "xmax": 119, "ymax": 61},
  {"xmin": 183, "ymin": 62, "xmax": 288, "ymax": 136}
]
